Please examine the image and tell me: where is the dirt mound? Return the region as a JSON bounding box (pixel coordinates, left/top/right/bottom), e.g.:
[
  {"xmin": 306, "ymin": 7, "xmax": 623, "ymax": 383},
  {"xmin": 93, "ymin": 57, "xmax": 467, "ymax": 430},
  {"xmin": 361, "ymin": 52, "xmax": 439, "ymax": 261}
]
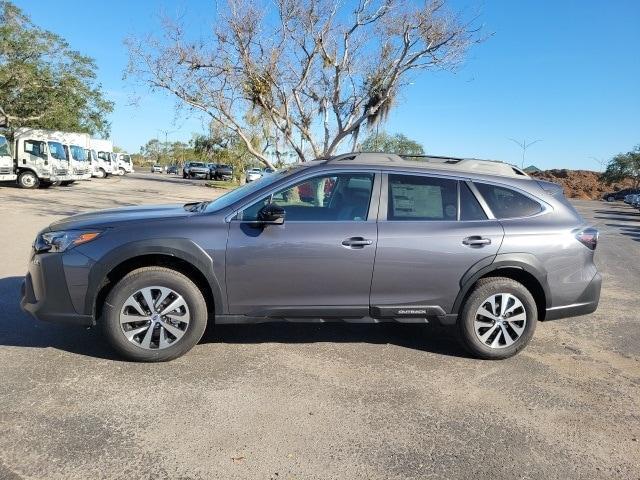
[{"xmin": 530, "ymin": 169, "xmax": 635, "ymax": 200}]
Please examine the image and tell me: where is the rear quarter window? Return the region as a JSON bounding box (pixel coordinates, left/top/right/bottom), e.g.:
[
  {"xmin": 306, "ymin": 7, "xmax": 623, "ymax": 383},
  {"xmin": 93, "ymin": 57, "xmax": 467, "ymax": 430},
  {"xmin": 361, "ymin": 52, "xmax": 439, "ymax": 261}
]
[{"xmin": 474, "ymin": 183, "xmax": 542, "ymax": 219}]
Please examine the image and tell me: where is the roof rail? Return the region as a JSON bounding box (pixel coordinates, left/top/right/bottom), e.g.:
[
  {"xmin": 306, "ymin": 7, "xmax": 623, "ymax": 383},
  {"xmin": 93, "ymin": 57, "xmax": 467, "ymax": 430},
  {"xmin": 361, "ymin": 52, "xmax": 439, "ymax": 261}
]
[{"xmin": 322, "ymin": 152, "xmax": 529, "ymax": 178}]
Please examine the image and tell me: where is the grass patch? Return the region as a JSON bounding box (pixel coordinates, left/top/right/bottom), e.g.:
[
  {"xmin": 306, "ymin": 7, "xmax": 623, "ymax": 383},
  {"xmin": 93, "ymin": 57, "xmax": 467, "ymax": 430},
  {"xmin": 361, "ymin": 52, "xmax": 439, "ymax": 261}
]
[{"xmin": 205, "ymin": 180, "xmax": 240, "ymax": 190}]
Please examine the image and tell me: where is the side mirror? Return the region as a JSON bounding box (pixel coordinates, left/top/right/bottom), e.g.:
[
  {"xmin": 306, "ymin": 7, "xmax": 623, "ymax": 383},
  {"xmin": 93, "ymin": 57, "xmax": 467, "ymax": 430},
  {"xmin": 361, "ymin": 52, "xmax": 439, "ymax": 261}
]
[{"xmin": 257, "ymin": 203, "xmax": 285, "ymax": 225}]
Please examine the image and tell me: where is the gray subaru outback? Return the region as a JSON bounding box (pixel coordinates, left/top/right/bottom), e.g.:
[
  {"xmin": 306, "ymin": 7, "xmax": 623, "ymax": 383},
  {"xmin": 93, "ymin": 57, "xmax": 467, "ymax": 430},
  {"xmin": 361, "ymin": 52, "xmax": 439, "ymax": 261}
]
[{"xmin": 21, "ymin": 153, "xmax": 601, "ymax": 362}]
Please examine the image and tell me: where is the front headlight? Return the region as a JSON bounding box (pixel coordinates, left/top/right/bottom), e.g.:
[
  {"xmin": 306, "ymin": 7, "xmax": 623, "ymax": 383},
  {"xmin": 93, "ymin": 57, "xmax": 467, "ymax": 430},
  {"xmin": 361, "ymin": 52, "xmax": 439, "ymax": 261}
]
[{"xmin": 35, "ymin": 230, "xmax": 102, "ymax": 253}]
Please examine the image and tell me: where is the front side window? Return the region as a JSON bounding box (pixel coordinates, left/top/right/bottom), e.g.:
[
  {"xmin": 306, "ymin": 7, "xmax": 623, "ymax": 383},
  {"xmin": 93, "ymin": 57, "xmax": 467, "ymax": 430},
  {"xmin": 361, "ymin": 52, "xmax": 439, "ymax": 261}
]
[
  {"xmin": 97, "ymin": 151, "xmax": 109, "ymax": 162},
  {"xmin": 474, "ymin": 183, "xmax": 542, "ymax": 219},
  {"xmin": 241, "ymin": 172, "xmax": 374, "ymax": 222},
  {"xmin": 48, "ymin": 141, "xmax": 67, "ymax": 160},
  {"xmin": 24, "ymin": 140, "xmax": 44, "ymax": 157},
  {"xmin": 0, "ymin": 136, "xmax": 10, "ymax": 156},
  {"xmin": 387, "ymin": 174, "xmax": 457, "ymax": 221}
]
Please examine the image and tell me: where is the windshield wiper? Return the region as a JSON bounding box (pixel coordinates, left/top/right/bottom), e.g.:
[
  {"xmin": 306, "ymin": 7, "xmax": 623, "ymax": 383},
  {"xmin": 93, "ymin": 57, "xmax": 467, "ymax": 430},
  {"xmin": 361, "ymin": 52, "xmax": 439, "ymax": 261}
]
[{"xmin": 183, "ymin": 201, "xmax": 210, "ymax": 212}]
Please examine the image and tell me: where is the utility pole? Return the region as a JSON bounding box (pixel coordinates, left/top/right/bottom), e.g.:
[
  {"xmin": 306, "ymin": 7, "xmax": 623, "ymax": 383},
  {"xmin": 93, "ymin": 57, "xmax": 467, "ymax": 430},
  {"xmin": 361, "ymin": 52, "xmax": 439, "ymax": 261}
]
[{"xmin": 509, "ymin": 138, "xmax": 542, "ymax": 169}]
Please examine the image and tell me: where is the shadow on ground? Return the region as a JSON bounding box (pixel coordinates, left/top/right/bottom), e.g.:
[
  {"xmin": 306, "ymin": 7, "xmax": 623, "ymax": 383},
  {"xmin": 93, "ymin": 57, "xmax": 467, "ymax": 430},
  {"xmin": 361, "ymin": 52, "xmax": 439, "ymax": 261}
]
[{"xmin": 0, "ymin": 276, "xmax": 470, "ymax": 361}]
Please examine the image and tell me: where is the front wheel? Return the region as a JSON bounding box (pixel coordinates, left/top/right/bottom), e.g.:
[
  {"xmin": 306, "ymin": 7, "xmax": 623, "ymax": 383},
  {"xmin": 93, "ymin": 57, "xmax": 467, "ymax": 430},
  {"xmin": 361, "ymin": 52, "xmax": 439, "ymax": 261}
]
[
  {"xmin": 457, "ymin": 277, "xmax": 537, "ymax": 360},
  {"xmin": 101, "ymin": 267, "xmax": 208, "ymax": 362},
  {"xmin": 96, "ymin": 168, "xmax": 106, "ymax": 178},
  {"xmin": 606, "ymin": 196, "xmax": 615, "ymax": 202},
  {"xmin": 18, "ymin": 171, "xmax": 39, "ymax": 189},
  {"xmin": 119, "ymin": 168, "xmax": 126, "ymax": 175}
]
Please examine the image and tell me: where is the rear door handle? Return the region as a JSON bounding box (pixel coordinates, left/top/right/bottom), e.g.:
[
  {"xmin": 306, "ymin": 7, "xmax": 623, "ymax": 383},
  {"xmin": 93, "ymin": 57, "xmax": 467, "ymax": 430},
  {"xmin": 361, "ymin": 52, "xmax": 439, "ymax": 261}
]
[
  {"xmin": 462, "ymin": 236, "xmax": 492, "ymax": 246},
  {"xmin": 342, "ymin": 237, "xmax": 373, "ymax": 248}
]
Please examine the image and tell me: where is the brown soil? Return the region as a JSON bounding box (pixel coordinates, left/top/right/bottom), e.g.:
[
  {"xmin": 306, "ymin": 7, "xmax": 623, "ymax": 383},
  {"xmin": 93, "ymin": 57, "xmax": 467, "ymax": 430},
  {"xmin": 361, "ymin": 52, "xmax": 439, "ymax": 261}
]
[{"xmin": 530, "ymin": 169, "xmax": 636, "ymax": 200}]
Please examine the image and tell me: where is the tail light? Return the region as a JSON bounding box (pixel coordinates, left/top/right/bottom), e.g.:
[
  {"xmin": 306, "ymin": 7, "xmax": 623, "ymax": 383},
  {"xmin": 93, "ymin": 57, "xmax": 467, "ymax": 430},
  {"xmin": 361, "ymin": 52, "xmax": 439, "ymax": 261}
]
[{"xmin": 575, "ymin": 227, "xmax": 599, "ymax": 250}]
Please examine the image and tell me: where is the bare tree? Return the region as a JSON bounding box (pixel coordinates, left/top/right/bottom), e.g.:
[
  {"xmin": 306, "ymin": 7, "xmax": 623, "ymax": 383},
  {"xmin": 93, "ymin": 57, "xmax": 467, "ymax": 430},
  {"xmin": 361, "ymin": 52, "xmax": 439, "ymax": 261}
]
[
  {"xmin": 126, "ymin": 0, "xmax": 483, "ymax": 168},
  {"xmin": 509, "ymin": 138, "xmax": 542, "ymax": 169}
]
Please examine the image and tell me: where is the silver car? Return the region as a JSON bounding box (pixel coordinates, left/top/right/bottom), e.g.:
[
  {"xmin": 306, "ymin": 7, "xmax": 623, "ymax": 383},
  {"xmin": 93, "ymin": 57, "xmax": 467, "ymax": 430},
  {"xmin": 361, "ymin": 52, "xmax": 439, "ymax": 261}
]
[{"xmin": 21, "ymin": 153, "xmax": 601, "ymax": 362}]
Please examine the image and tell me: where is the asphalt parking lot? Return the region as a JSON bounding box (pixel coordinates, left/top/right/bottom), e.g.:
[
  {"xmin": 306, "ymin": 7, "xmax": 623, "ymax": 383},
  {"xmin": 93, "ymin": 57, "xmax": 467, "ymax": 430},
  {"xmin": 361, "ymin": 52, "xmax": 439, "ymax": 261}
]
[{"xmin": 0, "ymin": 174, "xmax": 638, "ymax": 480}]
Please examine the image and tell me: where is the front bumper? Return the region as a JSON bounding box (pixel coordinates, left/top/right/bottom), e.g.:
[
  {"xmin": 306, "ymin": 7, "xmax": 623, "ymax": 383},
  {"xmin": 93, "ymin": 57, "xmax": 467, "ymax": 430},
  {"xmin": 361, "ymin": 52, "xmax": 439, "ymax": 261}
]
[
  {"xmin": 189, "ymin": 171, "xmax": 209, "ymax": 178},
  {"xmin": 0, "ymin": 174, "xmax": 17, "ymax": 181},
  {"xmin": 544, "ymin": 271, "xmax": 602, "ymax": 321},
  {"xmin": 20, "ymin": 250, "xmax": 95, "ymax": 326}
]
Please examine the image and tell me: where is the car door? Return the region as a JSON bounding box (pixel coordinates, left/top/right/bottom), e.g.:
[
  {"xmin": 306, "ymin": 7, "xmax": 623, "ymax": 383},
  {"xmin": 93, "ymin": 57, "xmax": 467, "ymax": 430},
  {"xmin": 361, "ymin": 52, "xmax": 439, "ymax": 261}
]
[
  {"xmin": 370, "ymin": 173, "xmax": 504, "ymax": 316},
  {"xmin": 225, "ymin": 170, "xmax": 380, "ymax": 318}
]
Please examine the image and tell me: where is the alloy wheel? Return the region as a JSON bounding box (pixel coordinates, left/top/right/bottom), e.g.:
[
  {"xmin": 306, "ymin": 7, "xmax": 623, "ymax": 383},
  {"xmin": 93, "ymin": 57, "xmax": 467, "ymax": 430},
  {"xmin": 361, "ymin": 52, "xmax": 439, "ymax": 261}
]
[
  {"xmin": 119, "ymin": 286, "xmax": 190, "ymax": 350},
  {"xmin": 473, "ymin": 293, "xmax": 527, "ymax": 349}
]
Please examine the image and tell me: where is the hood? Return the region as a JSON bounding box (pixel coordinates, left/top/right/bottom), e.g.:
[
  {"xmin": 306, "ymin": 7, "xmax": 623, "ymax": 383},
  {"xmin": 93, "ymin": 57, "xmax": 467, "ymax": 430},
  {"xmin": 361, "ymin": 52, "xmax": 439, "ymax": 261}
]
[{"xmin": 48, "ymin": 203, "xmax": 197, "ymax": 231}]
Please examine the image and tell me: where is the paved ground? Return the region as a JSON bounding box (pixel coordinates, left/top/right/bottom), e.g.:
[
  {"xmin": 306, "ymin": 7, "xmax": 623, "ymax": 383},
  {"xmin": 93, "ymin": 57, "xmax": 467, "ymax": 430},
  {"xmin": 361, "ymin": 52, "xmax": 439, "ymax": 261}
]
[{"xmin": 0, "ymin": 174, "xmax": 638, "ymax": 480}]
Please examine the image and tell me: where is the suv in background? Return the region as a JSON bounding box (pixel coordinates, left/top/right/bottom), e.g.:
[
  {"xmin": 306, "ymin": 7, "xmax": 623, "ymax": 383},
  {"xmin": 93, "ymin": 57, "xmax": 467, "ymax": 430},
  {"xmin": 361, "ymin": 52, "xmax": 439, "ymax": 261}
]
[
  {"xmin": 603, "ymin": 188, "xmax": 640, "ymax": 202},
  {"xmin": 182, "ymin": 161, "xmax": 209, "ymax": 179},
  {"xmin": 21, "ymin": 153, "xmax": 601, "ymax": 362},
  {"xmin": 213, "ymin": 164, "xmax": 233, "ymax": 181},
  {"xmin": 151, "ymin": 165, "xmax": 162, "ymax": 173}
]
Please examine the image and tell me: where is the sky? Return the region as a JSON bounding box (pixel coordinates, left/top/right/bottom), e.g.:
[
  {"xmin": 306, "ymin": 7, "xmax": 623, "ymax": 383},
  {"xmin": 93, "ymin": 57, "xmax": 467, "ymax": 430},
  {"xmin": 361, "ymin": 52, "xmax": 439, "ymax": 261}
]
[{"xmin": 13, "ymin": 0, "xmax": 640, "ymax": 170}]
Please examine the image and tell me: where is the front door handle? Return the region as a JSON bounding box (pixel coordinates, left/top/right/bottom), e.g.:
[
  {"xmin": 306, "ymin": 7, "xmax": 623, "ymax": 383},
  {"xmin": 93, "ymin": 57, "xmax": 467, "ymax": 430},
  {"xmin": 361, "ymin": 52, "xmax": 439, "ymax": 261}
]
[
  {"xmin": 342, "ymin": 237, "xmax": 373, "ymax": 248},
  {"xmin": 462, "ymin": 236, "xmax": 492, "ymax": 247}
]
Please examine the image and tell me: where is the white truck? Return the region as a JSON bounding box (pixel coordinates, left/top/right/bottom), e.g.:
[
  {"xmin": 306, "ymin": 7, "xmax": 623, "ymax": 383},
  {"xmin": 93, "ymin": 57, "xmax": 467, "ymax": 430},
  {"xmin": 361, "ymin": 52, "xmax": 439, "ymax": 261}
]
[
  {"xmin": 60, "ymin": 132, "xmax": 91, "ymax": 182},
  {"xmin": 91, "ymin": 138, "xmax": 119, "ymax": 177},
  {"xmin": 114, "ymin": 153, "xmax": 134, "ymax": 174},
  {"xmin": 0, "ymin": 134, "xmax": 17, "ymax": 183},
  {"xmin": 12, "ymin": 128, "xmax": 74, "ymax": 188}
]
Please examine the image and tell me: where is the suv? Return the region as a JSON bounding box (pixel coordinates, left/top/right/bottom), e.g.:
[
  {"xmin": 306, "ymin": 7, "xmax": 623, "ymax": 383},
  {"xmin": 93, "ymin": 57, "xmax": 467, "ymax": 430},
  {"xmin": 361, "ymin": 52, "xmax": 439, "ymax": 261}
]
[
  {"xmin": 182, "ymin": 161, "xmax": 209, "ymax": 179},
  {"xmin": 21, "ymin": 153, "xmax": 601, "ymax": 362},
  {"xmin": 603, "ymin": 188, "xmax": 640, "ymax": 202}
]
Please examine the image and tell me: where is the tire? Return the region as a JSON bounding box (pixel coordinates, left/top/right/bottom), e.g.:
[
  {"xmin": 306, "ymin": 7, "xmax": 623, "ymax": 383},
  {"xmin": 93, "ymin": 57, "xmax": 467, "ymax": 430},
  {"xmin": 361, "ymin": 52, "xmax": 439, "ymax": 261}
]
[
  {"xmin": 606, "ymin": 196, "xmax": 615, "ymax": 202},
  {"xmin": 119, "ymin": 167, "xmax": 126, "ymax": 175},
  {"xmin": 101, "ymin": 267, "xmax": 208, "ymax": 362},
  {"xmin": 183, "ymin": 172, "xmax": 187, "ymax": 179},
  {"xmin": 457, "ymin": 277, "xmax": 537, "ymax": 360},
  {"xmin": 18, "ymin": 171, "xmax": 39, "ymax": 189},
  {"xmin": 97, "ymin": 168, "xmax": 106, "ymax": 178}
]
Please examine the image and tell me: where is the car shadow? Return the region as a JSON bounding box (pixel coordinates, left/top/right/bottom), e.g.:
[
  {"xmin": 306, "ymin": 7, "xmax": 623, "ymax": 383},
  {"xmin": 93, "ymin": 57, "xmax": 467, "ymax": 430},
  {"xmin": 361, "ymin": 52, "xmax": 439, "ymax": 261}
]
[{"xmin": 0, "ymin": 276, "xmax": 471, "ymax": 360}]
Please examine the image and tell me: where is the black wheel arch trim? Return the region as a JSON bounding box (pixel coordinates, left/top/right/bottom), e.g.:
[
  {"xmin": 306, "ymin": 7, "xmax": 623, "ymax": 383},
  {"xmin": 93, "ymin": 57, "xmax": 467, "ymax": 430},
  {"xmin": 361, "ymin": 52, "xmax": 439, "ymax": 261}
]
[
  {"xmin": 83, "ymin": 238, "xmax": 224, "ymax": 316},
  {"xmin": 451, "ymin": 253, "xmax": 550, "ymax": 315}
]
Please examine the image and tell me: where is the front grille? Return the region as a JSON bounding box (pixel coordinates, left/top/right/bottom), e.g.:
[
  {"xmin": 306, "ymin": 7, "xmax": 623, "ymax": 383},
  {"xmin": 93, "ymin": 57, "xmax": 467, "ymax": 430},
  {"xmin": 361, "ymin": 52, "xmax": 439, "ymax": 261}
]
[
  {"xmin": 54, "ymin": 168, "xmax": 68, "ymax": 175},
  {"xmin": 0, "ymin": 167, "xmax": 12, "ymax": 175}
]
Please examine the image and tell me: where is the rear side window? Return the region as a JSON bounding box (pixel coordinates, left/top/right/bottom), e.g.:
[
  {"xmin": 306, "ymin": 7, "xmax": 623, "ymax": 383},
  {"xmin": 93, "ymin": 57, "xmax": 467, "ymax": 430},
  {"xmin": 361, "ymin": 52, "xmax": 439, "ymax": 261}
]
[
  {"xmin": 388, "ymin": 174, "xmax": 457, "ymax": 221},
  {"xmin": 474, "ymin": 183, "xmax": 542, "ymax": 219},
  {"xmin": 460, "ymin": 182, "xmax": 487, "ymax": 221}
]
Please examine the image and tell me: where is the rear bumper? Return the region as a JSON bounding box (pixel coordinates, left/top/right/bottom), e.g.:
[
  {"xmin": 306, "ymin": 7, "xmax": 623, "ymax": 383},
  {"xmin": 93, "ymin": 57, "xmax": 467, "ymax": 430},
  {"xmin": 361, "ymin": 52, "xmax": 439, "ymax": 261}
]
[
  {"xmin": 20, "ymin": 252, "xmax": 95, "ymax": 326},
  {"xmin": 544, "ymin": 271, "xmax": 602, "ymax": 321}
]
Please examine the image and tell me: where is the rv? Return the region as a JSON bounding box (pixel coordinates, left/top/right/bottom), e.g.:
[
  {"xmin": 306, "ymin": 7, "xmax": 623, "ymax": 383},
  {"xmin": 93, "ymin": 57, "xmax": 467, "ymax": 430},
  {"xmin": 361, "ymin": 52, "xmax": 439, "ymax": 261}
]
[
  {"xmin": 12, "ymin": 128, "xmax": 74, "ymax": 188},
  {"xmin": 0, "ymin": 134, "xmax": 17, "ymax": 183}
]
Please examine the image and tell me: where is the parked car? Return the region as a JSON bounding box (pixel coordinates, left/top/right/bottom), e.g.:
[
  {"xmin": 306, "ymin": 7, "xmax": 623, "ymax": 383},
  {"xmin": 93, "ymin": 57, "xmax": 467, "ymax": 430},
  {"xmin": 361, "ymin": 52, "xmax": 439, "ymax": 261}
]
[
  {"xmin": 630, "ymin": 194, "xmax": 640, "ymax": 208},
  {"xmin": 21, "ymin": 152, "xmax": 601, "ymax": 362},
  {"xmin": 183, "ymin": 161, "xmax": 209, "ymax": 179},
  {"xmin": 603, "ymin": 188, "xmax": 640, "ymax": 202},
  {"xmin": 245, "ymin": 167, "xmax": 263, "ymax": 183},
  {"xmin": 213, "ymin": 164, "xmax": 233, "ymax": 181},
  {"xmin": 207, "ymin": 163, "xmax": 218, "ymax": 179},
  {"xmin": 167, "ymin": 165, "xmax": 178, "ymax": 175},
  {"xmin": 151, "ymin": 165, "xmax": 162, "ymax": 173}
]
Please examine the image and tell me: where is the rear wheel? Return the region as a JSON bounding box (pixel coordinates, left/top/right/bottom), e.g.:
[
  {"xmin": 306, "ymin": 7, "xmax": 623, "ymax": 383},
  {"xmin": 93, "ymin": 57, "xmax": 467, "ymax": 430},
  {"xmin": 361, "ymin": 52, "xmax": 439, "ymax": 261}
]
[
  {"xmin": 101, "ymin": 267, "xmax": 208, "ymax": 362},
  {"xmin": 18, "ymin": 171, "xmax": 39, "ymax": 189},
  {"xmin": 457, "ymin": 277, "xmax": 537, "ymax": 359}
]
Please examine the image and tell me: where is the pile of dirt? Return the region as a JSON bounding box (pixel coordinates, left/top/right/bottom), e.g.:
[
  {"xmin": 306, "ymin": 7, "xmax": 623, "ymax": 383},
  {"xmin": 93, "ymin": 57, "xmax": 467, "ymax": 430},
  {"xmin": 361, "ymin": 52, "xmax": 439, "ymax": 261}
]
[{"xmin": 530, "ymin": 169, "xmax": 635, "ymax": 200}]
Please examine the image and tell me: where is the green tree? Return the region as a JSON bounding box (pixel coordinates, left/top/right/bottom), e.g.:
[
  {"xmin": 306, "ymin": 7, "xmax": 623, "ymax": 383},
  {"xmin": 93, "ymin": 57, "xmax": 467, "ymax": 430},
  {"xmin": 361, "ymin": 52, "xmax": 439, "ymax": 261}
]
[
  {"xmin": 359, "ymin": 132, "xmax": 425, "ymax": 155},
  {"xmin": 601, "ymin": 145, "xmax": 640, "ymax": 187},
  {"xmin": 0, "ymin": 1, "xmax": 113, "ymax": 135}
]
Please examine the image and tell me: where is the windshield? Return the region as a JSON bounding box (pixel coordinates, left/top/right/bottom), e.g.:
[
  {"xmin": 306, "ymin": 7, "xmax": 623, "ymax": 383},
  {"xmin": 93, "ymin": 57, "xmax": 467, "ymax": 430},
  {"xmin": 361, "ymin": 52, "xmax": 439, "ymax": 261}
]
[
  {"xmin": 205, "ymin": 166, "xmax": 303, "ymax": 213},
  {"xmin": 48, "ymin": 141, "xmax": 67, "ymax": 160},
  {"xmin": 191, "ymin": 162, "xmax": 205, "ymax": 168},
  {"xmin": 70, "ymin": 145, "xmax": 87, "ymax": 161},
  {"xmin": 0, "ymin": 136, "xmax": 10, "ymax": 156}
]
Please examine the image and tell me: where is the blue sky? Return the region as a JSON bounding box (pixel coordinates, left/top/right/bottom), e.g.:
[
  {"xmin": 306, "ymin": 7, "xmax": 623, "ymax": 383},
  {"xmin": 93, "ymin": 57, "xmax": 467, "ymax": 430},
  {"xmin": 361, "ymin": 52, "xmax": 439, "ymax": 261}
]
[{"xmin": 14, "ymin": 0, "xmax": 640, "ymax": 170}]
